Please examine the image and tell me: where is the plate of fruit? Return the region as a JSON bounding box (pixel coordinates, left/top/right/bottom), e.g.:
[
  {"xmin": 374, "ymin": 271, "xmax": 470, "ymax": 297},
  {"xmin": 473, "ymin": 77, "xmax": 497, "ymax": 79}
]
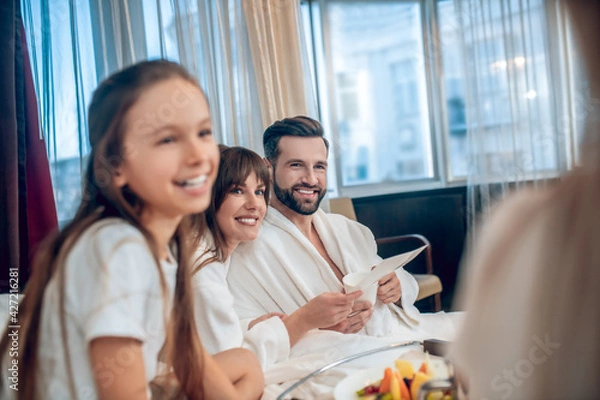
[{"xmin": 333, "ymin": 350, "xmax": 455, "ymax": 400}]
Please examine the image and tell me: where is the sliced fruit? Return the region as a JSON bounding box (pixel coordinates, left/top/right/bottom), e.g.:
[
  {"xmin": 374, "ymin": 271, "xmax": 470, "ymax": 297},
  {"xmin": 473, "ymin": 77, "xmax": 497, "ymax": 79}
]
[
  {"xmin": 397, "ymin": 372, "xmax": 410, "ymax": 400},
  {"xmin": 395, "ymin": 359, "xmax": 416, "ymax": 380},
  {"xmin": 357, "ymin": 383, "xmax": 380, "ymax": 397},
  {"xmin": 418, "ymin": 361, "xmax": 430, "ymax": 376},
  {"xmin": 379, "ymin": 367, "xmax": 393, "ymax": 393},
  {"xmin": 410, "ymin": 371, "xmax": 431, "ymax": 400},
  {"xmin": 390, "ymin": 372, "xmax": 401, "ymax": 400},
  {"xmin": 425, "ymin": 391, "xmax": 444, "ymax": 400},
  {"xmin": 417, "ymin": 360, "xmax": 434, "ymax": 378}
]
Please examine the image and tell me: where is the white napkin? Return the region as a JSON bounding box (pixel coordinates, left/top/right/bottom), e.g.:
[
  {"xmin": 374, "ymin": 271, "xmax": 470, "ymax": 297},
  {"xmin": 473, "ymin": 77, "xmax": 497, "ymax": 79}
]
[{"xmin": 356, "ymin": 245, "xmax": 427, "ymax": 289}]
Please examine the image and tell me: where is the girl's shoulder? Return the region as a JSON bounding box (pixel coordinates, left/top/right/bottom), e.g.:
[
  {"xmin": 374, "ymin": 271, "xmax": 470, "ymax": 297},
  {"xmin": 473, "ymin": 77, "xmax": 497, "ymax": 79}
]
[
  {"xmin": 78, "ymin": 217, "xmax": 147, "ymax": 251},
  {"xmin": 86, "ymin": 216, "xmax": 144, "ymax": 236},
  {"xmin": 66, "ymin": 218, "xmax": 153, "ymax": 271},
  {"xmin": 60, "ymin": 218, "xmax": 164, "ymax": 304}
]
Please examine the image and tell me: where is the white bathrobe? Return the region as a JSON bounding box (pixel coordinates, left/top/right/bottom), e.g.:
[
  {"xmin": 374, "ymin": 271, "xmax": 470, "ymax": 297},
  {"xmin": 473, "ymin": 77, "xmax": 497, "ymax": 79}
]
[
  {"xmin": 227, "ymin": 207, "xmax": 456, "ymax": 340},
  {"xmin": 192, "ymin": 238, "xmax": 291, "ymax": 369}
]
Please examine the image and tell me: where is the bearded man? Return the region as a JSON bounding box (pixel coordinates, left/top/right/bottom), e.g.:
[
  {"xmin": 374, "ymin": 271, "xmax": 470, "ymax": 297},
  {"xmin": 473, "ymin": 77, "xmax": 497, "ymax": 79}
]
[{"xmin": 227, "ymin": 116, "xmax": 452, "ymax": 339}]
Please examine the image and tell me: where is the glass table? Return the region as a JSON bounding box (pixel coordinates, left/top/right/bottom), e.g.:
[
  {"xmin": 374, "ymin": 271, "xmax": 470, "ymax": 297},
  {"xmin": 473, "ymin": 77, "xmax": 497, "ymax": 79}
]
[{"xmin": 276, "ymin": 340, "xmax": 457, "ymax": 400}]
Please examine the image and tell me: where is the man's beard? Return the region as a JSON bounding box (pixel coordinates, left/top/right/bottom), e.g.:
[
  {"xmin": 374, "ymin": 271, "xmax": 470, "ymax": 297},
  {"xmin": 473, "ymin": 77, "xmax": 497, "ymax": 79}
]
[{"xmin": 273, "ymin": 177, "xmax": 326, "ymax": 216}]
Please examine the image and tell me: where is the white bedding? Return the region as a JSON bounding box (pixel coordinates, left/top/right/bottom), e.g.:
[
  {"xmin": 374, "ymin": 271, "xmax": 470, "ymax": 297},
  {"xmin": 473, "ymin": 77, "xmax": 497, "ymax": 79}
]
[{"xmin": 262, "ymin": 311, "xmax": 464, "ymax": 399}]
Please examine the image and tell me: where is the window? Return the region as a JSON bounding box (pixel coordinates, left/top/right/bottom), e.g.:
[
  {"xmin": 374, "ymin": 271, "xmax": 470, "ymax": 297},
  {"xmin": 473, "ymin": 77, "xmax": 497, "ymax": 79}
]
[
  {"xmin": 440, "ymin": 0, "xmax": 557, "ymax": 179},
  {"xmin": 302, "ymin": 0, "xmax": 565, "ymax": 197},
  {"xmin": 306, "ymin": 1, "xmax": 434, "ymax": 192},
  {"xmin": 25, "ymin": 0, "xmax": 573, "ymax": 222}
]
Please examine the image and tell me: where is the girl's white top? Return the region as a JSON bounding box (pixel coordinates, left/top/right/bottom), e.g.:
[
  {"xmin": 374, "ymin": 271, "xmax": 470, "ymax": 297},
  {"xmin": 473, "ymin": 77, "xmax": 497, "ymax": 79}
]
[{"xmin": 12, "ymin": 218, "xmax": 176, "ymax": 399}]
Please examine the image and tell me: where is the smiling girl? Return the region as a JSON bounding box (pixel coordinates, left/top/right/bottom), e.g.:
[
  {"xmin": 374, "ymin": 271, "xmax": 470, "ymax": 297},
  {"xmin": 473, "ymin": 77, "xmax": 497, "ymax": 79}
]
[{"xmin": 0, "ymin": 60, "xmax": 262, "ymax": 399}]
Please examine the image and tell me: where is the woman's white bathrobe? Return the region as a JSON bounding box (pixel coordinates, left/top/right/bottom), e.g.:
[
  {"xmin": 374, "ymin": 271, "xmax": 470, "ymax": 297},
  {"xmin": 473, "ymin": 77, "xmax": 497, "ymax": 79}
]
[
  {"xmin": 227, "ymin": 207, "xmax": 457, "ymax": 340},
  {"xmin": 192, "ymin": 238, "xmax": 291, "ymax": 369}
]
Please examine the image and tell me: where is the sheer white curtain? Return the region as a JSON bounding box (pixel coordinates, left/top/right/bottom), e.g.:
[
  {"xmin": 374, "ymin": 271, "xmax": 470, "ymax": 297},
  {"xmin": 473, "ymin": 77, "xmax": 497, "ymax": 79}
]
[
  {"xmin": 21, "ymin": 0, "xmax": 315, "ymax": 223},
  {"xmin": 454, "ymin": 0, "xmax": 577, "ymax": 234}
]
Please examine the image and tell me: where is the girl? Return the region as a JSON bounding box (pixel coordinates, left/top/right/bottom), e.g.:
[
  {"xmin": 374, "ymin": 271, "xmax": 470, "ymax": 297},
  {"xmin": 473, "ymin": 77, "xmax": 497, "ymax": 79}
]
[
  {"xmin": 0, "ymin": 60, "xmax": 263, "ymax": 399},
  {"xmin": 192, "ymin": 145, "xmax": 362, "ymax": 369}
]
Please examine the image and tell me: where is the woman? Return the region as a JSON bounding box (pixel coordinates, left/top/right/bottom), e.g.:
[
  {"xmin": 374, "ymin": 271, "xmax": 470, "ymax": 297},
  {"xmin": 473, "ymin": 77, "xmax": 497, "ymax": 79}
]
[
  {"xmin": 191, "ymin": 145, "xmax": 363, "ymax": 369},
  {"xmin": 450, "ymin": 1, "xmax": 600, "ymax": 399}
]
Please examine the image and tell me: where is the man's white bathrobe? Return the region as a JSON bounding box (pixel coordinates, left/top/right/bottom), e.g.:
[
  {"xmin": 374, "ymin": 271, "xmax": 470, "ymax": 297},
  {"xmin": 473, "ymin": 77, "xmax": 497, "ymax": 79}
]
[
  {"xmin": 192, "ymin": 237, "xmax": 291, "ymax": 369},
  {"xmin": 227, "ymin": 207, "xmax": 457, "ymax": 341}
]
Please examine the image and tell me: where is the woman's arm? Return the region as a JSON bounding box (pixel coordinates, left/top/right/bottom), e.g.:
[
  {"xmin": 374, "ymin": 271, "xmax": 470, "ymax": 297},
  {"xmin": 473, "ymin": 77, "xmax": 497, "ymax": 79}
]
[
  {"xmin": 90, "ymin": 337, "xmax": 264, "ymax": 400},
  {"xmin": 90, "ymin": 337, "xmax": 148, "ymax": 400},
  {"xmin": 209, "ymin": 348, "xmax": 264, "ymax": 400}
]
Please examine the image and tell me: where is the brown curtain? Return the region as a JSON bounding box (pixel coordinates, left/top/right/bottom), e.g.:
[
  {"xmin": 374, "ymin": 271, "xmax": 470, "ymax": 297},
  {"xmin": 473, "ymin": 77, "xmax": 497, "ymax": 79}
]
[{"xmin": 0, "ymin": 0, "xmax": 58, "ymax": 293}]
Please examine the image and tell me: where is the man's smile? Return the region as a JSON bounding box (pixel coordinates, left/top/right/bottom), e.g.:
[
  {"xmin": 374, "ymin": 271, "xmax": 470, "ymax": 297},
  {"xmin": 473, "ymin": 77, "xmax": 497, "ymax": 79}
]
[{"xmin": 293, "ymin": 186, "xmax": 321, "ymax": 199}]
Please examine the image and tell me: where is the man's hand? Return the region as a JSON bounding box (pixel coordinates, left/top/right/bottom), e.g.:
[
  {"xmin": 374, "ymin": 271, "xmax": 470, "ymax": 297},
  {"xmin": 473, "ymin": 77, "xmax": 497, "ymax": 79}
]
[
  {"xmin": 283, "ymin": 291, "xmax": 363, "ymax": 347},
  {"xmin": 323, "ymin": 299, "xmax": 374, "ymax": 334},
  {"xmin": 377, "ymin": 272, "xmax": 402, "ymax": 304},
  {"xmin": 300, "ymin": 291, "xmax": 363, "ymax": 329},
  {"xmin": 248, "ymin": 312, "xmax": 286, "ymax": 330}
]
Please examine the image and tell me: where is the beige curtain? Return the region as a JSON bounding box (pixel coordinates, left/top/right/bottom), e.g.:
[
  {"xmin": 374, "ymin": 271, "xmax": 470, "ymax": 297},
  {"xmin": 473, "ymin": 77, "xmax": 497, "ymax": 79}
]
[{"xmin": 243, "ymin": 0, "xmax": 317, "ymax": 129}]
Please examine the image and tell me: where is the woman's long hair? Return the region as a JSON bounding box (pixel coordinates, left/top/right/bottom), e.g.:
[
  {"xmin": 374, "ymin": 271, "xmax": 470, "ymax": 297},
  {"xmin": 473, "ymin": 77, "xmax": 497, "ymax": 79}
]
[
  {"xmin": 0, "ymin": 60, "xmax": 206, "ymax": 399},
  {"xmin": 192, "ymin": 145, "xmax": 271, "ymax": 270}
]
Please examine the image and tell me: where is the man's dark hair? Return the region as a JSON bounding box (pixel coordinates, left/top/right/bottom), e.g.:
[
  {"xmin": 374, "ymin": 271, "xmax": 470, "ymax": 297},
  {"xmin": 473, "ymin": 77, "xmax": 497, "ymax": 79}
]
[{"xmin": 263, "ymin": 115, "xmax": 330, "ymax": 165}]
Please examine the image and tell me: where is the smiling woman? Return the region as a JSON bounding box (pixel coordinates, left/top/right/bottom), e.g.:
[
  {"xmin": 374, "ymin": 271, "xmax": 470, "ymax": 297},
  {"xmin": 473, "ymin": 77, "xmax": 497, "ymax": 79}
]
[
  {"xmin": 191, "ymin": 146, "xmax": 296, "ymax": 367},
  {"xmin": 196, "ymin": 145, "xmax": 271, "ymax": 263},
  {"xmin": 215, "ymin": 172, "xmax": 267, "ymax": 250},
  {"xmin": 213, "ymin": 147, "xmax": 270, "ymax": 254}
]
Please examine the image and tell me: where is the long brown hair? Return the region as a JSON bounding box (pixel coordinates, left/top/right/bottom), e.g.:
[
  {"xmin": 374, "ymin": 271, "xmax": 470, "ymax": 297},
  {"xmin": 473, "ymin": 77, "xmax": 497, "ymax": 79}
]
[
  {"xmin": 192, "ymin": 145, "xmax": 270, "ymax": 269},
  {"xmin": 0, "ymin": 60, "xmax": 206, "ymax": 399}
]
